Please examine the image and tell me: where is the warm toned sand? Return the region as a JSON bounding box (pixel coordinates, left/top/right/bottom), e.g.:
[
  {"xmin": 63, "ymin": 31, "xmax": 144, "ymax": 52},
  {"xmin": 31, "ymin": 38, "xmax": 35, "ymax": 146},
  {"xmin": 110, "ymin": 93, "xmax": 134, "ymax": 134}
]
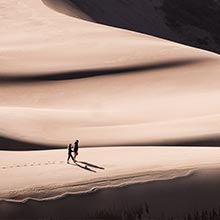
[
  {"xmin": 1, "ymin": 168, "xmax": 220, "ymax": 219},
  {"xmin": 1, "ymin": 2, "xmax": 220, "ymax": 217},
  {"xmin": 0, "ymin": 0, "xmax": 220, "ymax": 148},
  {"xmin": 0, "ymin": 0, "xmax": 220, "ymax": 219},
  {"xmin": 1, "ymin": 147, "xmax": 220, "ymax": 201}
]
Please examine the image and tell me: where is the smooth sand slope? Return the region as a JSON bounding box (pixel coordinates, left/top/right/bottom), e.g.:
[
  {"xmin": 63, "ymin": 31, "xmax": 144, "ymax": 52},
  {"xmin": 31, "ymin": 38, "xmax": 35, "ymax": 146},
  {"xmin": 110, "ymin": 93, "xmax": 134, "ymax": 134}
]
[
  {"xmin": 0, "ymin": 0, "xmax": 220, "ymax": 203},
  {"xmin": 1, "ymin": 169, "xmax": 220, "ymax": 219},
  {"xmin": 1, "ymin": 147, "xmax": 220, "ymax": 200},
  {"xmin": 0, "ymin": 0, "xmax": 220, "ymax": 148},
  {"xmin": 44, "ymin": 0, "xmax": 220, "ymax": 53}
]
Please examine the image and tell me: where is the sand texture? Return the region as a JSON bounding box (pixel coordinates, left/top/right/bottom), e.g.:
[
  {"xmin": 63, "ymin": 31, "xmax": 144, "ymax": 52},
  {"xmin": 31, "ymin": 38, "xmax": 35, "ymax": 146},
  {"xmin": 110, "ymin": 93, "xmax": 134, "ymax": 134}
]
[
  {"xmin": 0, "ymin": 0, "xmax": 220, "ymax": 149},
  {"xmin": 1, "ymin": 147, "xmax": 220, "ymax": 200},
  {"xmin": 0, "ymin": 0, "xmax": 220, "ymax": 206}
]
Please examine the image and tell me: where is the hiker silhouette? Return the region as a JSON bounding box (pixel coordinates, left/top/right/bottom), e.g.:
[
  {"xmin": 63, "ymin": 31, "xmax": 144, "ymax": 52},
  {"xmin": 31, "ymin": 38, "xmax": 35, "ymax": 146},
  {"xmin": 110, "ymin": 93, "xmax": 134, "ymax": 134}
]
[
  {"xmin": 67, "ymin": 144, "xmax": 74, "ymax": 163},
  {"xmin": 73, "ymin": 140, "xmax": 79, "ymax": 162}
]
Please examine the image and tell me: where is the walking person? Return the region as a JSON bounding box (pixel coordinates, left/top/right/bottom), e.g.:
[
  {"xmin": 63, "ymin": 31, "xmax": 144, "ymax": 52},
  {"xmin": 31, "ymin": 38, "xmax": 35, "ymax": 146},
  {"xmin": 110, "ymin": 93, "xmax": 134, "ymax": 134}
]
[
  {"xmin": 67, "ymin": 144, "xmax": 74, "ymax": 164},
  {"xmin": 73, "ymin": 140, "xmax": 79, "ymax": 162}
]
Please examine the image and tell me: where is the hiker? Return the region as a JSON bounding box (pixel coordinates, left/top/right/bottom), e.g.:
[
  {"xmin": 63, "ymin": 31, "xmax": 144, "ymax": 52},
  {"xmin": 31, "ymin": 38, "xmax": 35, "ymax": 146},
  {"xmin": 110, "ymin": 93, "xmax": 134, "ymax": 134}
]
[
  {"xmin": 73, "ymin": 139, "xmax": 79, "ymax": 162},
  {"xmin": 67, "ymin": 144, "xmax": 74, "ymax": 163}
]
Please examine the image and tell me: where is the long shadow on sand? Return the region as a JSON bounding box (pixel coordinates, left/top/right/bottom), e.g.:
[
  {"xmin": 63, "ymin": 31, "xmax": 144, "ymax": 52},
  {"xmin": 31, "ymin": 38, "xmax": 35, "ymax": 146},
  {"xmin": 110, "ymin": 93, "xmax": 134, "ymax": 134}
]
[
  {"xmin": 78, "ymin": 161, "xmax": 105, "ymax": 170},
  {"xmin": 69, "ymin": 161, "xmax": 97, "ymax": 173},
  {"xmin": 0, "ymin": 59, "xmax": 205, "ymax": 84}
]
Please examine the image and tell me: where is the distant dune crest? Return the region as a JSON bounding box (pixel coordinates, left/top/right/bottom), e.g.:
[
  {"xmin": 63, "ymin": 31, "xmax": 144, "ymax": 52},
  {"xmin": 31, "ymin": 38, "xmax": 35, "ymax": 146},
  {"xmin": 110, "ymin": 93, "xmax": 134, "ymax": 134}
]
[
  {"xmin": 44, "ymin": 0, "xmax": 220, "ymax": 53},
  {"xmin": 42, "ymin": 0, "xmax": 92, "ymax": 21}
]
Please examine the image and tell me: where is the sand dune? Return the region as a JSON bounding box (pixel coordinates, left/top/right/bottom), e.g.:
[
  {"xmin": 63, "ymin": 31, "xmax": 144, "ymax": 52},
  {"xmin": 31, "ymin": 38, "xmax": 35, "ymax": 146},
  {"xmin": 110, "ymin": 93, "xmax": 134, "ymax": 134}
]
[
  {"xmin": 47, "ymin": 0, "xmax": 220, "ymax": 53},
  {"xmin": 1, "ymin": 168, "xmax": 220, "ymax": 219},
  {"xmin": 1, "ymin": 0, "xmax": 220, "ymax": 147},
  {"xmin": 1, "ymin": 0, "xmax": 220, "ymax": 208}
]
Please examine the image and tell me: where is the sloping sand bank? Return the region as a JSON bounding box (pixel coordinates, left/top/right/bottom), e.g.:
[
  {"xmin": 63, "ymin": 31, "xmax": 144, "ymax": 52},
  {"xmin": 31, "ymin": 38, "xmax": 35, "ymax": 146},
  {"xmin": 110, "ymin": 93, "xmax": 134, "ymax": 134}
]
[
  {"xmin": 1, "ymin": 147, "xmax": 220, "ymax": 201},
  {"xmin": 0, "ymin": 0, "xmax": 220, "ymax": 148},
  {"xmin": 45, "ymin": 0, "xmax": 220, "ymax": 53},
  {"xmin": 1, "ymin": 168, "xmax": 220, "ymax": 219}
]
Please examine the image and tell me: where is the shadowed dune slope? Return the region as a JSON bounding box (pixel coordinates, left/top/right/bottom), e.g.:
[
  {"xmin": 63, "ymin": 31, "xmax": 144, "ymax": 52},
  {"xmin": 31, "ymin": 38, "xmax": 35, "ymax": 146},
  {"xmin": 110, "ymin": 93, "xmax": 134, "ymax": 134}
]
[
  {"xmin": 42, "ymin": 0, "xmax": 92, "ymax": 21},
  {"xmin": 1, "ymin": 169, "xmax": 220, "ymax": 219},
  {"xmin": 46, "ymin": 0, "xmax": 220, "ymax": 53},
  {"xmin": 0, "ymin": 136, "xmax": 62, "ymax": 151},
  {"xmin": 0, "ymin": 58, "xmax": 204, "ymax": 84},
  {"xmin": 2, "ymin": 134, "xmax": 220, "ymax": 151}
]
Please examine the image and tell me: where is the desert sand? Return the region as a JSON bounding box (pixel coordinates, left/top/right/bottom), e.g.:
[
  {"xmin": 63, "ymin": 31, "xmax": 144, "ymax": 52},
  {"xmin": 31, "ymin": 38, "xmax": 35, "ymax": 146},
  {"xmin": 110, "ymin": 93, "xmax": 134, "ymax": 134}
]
[
  {"xmin": 1, "ymin": 1, "xmax": 220, "ymax": 218},
  {"xmin": 1, "ymin": 168, "xmax": 220, "ymax": 219},
  {"xmin": 1, "ymin": 147, "xmax": 220, "ymax": 201},
  {"xmin": 56, "ymin": 0, "xmax": 220, "ymax": 53},
  {"xmin": 0, "ymin": 1, "xmax": 220, "ymax": 148}
]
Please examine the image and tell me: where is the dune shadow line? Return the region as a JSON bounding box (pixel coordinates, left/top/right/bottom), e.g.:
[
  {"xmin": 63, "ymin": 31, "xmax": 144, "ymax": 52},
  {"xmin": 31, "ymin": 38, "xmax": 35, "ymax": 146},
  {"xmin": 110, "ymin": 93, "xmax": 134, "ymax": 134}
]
[
  {"xmin": 0, "ymin": 58, "xmax": 205, "ymax": 84},
  {"xmin": 1, "ymin": 133, "xmax": 220, "ymax": 151},
  {"xmin": 0, "ymin": 136, "xmax": 63, "ymax": 151},
  {"xmin": 65, "ymin": 0, "xmax": 220, "ymax": 53}
]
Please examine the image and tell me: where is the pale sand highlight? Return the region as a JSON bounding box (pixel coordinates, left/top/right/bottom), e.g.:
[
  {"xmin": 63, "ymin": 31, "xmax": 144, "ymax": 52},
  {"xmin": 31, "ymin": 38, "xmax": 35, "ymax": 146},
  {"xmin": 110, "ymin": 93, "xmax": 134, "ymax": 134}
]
[
  {"xmin": 0, "ymin": 1, "xmax": 220, "ymax": 147},
  {"xmin": 1, "ymin": 147, "xmax": 220, "ymax": 201}
]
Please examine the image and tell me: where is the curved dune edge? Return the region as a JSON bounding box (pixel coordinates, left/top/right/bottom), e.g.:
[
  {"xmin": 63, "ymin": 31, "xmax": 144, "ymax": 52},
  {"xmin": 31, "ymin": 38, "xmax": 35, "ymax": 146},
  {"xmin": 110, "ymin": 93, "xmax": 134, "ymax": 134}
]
[
  {"xmin": 1, "ymin": 2, "xmax": 220, "ymax": 147},
  {"xmin": 1, "ymin": 133, "xmax": 220, "ymax": 151},
  {"xmin": 42, "ymin": 0, "xmax": 220, "ymax": 53},
  {"xmin": 41, "ymin": 0, "xmax": 92, "ymax": 21},
  {"xmin": 1, "ymin": 105, "xmax": 220, "ymax": 149},
  {"xmin": 2, "ymin": 168, "xmax": 220, "ymax": 219},
  {"xmin": 1, "ymin": 147, "xmax": 220, "ymax": 201},
  {"xmin": 1, "ymin": 168, "xmax": 194, "ymax": 203}
]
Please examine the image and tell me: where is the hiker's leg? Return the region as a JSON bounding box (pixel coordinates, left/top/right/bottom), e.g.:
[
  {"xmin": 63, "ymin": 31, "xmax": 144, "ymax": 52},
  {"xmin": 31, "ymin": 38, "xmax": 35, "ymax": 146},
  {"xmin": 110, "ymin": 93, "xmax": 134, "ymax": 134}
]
[
  {"xmin": 67, "ymin": 155, "xmax": 70, "ymax": 163},
  {"xmin": 71, "ymin": 154, "xmax": 75, "ymax": 162},
  {"xmin": 73, "ymin": 152, "xmax": 78, "ymax": 161}
]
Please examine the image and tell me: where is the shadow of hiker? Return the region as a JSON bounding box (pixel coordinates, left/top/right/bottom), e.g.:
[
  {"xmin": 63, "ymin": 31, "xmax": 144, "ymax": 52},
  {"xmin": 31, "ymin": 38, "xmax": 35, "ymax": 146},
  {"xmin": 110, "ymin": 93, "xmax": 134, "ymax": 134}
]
[
  {"xmin": 78, "ymin": 161, "xmax": 105, "ymax": 170},
  {"xmin": 75, "ymin": 162, "xmax": 96, "ymax": 173}
]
